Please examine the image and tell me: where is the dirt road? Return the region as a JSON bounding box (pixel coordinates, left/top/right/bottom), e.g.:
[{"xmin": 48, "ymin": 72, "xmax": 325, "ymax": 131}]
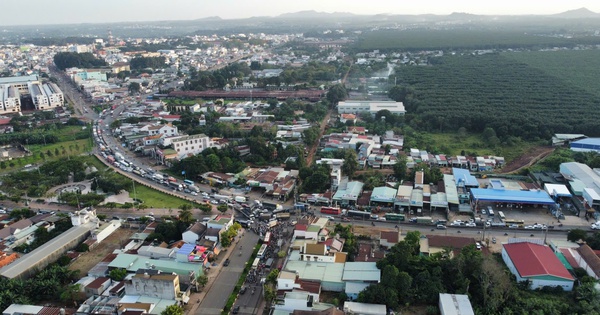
[
  {"xmin": 499, "ymin": 146, "xmax": 555, "ymax": 174},
  {"xmin": 305, "ymin": 109, "xmax": 332, "ymax": 165}
]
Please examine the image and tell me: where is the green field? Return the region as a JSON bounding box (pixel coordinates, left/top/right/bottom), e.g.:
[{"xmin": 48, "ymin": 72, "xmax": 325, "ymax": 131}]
[
  {"xmin": 503, "ymin": 50, "xmax": 600, "ymax": 98},
  {"xmin": 419, "ymin": 132, "xmax": 538, "ymax": 163},
  {"xmin": 129, "ymin": 182, "xmax": 200, "ymax": 209}
]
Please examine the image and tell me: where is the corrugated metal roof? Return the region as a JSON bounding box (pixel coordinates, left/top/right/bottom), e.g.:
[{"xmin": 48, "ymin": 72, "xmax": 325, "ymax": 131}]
[{"xmin": 470, "ymin": 188, "xmax": 555, "ymax": 205}]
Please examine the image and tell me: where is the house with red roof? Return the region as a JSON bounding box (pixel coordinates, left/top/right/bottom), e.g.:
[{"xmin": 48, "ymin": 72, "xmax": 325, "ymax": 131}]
[{"xmin": 502, "ymin": 242, "xmax": 574, "ymax": 291}]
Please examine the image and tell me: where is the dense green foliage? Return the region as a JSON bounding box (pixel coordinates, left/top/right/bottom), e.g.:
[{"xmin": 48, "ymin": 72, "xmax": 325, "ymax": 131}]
[
  {"xmin": 396, "ymin": 54, "xmax": 600, "ymax": 140},
  {"xmin": 53, "ymin": 52, "xmax": 107, "ymax": 70},
  {"xmin": 184, "ymin": 62, "xmax": 252, "ymax": 90},
  {"xmin": 3, "ymin": 159, "xmax": 87, "ymax": 197},
  {"xmin": 0, "ymin": 264, "xmax": 79, "ymax": 310},
  {"xmin": 358, "ymin": 231, "xmax": 600, "ymax": 314},
  {"xmin": 504, "ymin": 50, "xmax": 600, "ymax": 98},
  {"xmin": 58, "ymin": 192, "xmax": 105, "ymax": 207},
  {"xmin": 161, "ymin": 304, "xmax": 184, "ymax": 315},
  {"xmin": 130, "ymin": 56, "xmax": 167, "ymax": 69},
  {"xmin": 147, "ymin": 221, "xmax": 189, "ymax": 243},
  {"xmin": 220, "ymin": 222, "xmax": 241, "ymax": 247},
  {"xmin": 14, "ymin": 218, "xmax": 73, "ymax": 253},
  {"xmin": 298, "ymin": 163, "xmax": 331, "ymax": 193},
  {"xmin": 356, "ymin": 29, "xmax": 600, "ymax": 52}
]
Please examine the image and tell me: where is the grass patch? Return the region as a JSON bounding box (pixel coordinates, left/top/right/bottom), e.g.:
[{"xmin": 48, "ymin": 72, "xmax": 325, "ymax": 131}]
[
  {"xmin": 1, "ymin": 139, "xmax": 92, "ymax": 173},
  {"xmin": 129, "ymin": 183, "xmax": 201, "ymax": 208},
  {"xmin": 414, "ymin": 132, "xmax": 540, "ymax": 163},
  {"xmin": 221, "ymin": 244, "xmax": 262, "ymax": 315}
]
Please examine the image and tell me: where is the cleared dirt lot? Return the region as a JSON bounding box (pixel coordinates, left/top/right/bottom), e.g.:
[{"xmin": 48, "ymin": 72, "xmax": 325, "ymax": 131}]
[{"xmin": 69, "ymin": 228, "xmax": 135, "ymax": 278}]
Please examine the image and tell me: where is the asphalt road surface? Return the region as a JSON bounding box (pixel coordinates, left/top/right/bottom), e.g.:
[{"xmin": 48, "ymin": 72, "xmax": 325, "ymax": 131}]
[{"xmin": 197, "ymin": 232, "xmax": 260, "ymax": 315}]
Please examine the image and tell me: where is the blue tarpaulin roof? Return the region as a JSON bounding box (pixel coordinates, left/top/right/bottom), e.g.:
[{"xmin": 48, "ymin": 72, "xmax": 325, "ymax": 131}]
[
  {"xmin": 470, "ymin": 188, "xmax": 556, "ymax": 205},
  {"xmin": 453, "ymin": 168, "xmax": 479, "ymax": 187}
]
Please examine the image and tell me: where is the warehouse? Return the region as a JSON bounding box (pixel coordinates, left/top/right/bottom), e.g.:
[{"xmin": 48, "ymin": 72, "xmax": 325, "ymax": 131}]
[
  {"xmin": 470, "ymin": 188, "xmax": 557, "ymax": 207},
  {"xmin": 570, "ymin": 138, "xmax": 600, "ymax": 154}
]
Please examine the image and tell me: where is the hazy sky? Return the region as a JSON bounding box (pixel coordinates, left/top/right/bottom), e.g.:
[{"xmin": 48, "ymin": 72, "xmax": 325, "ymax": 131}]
[{"xmin": 2, "ymin": 0, "xmax": 600, "ymax": 26}]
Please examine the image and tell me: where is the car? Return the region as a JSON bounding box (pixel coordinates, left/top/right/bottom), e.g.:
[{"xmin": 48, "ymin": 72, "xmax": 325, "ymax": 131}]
[
  {"xmin": 524, "ymin": 225, "xmax": 534, "ymax": 229},
  {"xmin": 325, "ymin": 216, "xmax": 335, "ymax": 221},
  {"xmin": 184, "ymin": 189, "xmax": 191, "ymax": 193},
  {"xmin": 342, "ymin": 217, "xmax": 351, "ymax": 222},
  {"xmin": 436, "ymin": 224, "xmax": 447, "ymax": 229},
  {"xmin": 223, "ymin": 259, "xmax": 230, "ymax": 267},
  {"xmin": 239, "ymin": 286, "xmax": 247, "ymax": 294},
  {"xmin": 191, "ymin": 191, "xmax": 198, "ymax": 196},
  {"xmin": 492, "ymin": 237, "xmax": 497, "ymax": 244},
  {"xmin": 465, "ymin": 222, "xmax": 476, "ymax": 227},
  {"xmin": 0, "ymin": 210, "xmax": 6, "ymax": 214},
  {"xmin": 370, "ymin": 214, "xmax": 379, "ymax": 220},
  {"xmin": 378, "ymin": 217, "xmax": 387, "ymax": 221},
  {"xmin": 476, "ymin": 242, "xmax": 482, "ymax": 250},
  {"xmin": 232, "ymin": 306, "xmax": 240, "ymax": 314},
  {"xmin": 481, "ymin": 209, "xmax": 487, "ymax": 215},
  {"xmin": 210, "ymin": 200, "xmax": 219, "ymax": 205},
  {"xmin": 509, "ymin": 224, "xmax": 519, "ymax": 229}
]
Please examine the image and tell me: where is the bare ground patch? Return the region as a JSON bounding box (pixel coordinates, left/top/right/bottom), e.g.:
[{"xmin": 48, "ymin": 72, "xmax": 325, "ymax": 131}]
[{"xmin": 69, "ymin": 228, "xmax": 135, "ymax": 278}]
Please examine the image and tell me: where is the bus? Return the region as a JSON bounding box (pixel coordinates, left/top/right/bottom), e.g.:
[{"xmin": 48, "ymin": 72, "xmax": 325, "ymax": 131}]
[
  {"xmin": 346, "ymin": 210, "xmax": 370, "ymax": 220},
  {"xmin": 251, "ymin": 258, "xmax": 260, "ymax": 270},
  {"xmin": 119, "ymin": 161, "xmax": 130, "ymax": 168},
  {"xmin": 257, "ymin": 244, "xmax": 268, "ymax": 259},
  {"xmin": 183, "ymin": 179, "xmax": 195, "ymax": 186},
  {"xmin": 488, "ymin": 209, "xmax": 494, "ymax": 217},
  {"xmin": 263, "ymin": 231, "xmax": 271, "ymax": 245},
  {"xmin": 385, "ymin": 213, "xmax": 406, "ymax": 221},
  {"xmin": 320, "ymin": 207, "xmax": 342, "ymax": 215},
  {"xmin": 503, "ymin": 219, "xmax": 525, "ymax": 227},
  {"xmin": 498, "ymin": 211, "xmax": 506, "ymax": 220}
]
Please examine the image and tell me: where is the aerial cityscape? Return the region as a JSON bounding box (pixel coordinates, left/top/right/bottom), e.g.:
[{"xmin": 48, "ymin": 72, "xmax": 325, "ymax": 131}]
[{"xmin": 2, "ymin": 2, "xmax": 600, "ymax": 315}]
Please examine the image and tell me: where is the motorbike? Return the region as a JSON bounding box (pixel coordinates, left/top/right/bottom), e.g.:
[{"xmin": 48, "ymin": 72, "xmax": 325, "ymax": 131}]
[
  {"xmin": 457, "ymin": 230, "xmax": 461, "ymax": 234},
  {"xmin": 504, "ymin": 232, "xmax": 508, "ymax": 236},
  {"xmin": 371, "ymin": 222, "xmax": 375, "ymax": 226}
]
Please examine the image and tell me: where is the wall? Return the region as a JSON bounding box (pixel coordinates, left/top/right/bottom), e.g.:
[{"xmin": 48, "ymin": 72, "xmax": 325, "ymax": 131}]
[{"xmin": 95, "ymin": 220, "xmax": 121, "ymax": 243}]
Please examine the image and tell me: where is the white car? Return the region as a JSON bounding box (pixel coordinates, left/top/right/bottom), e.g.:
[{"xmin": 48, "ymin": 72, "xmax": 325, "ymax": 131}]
[
  {"xmin": 191, "ymin": 191, "xmax": 198, "ymax": 196},
  {"xmin": 210, "ymin": 200, "xmax": 219, "ymax": 205},
  {"xmin": 326, "ymin": 216, "xmax": 335, "ymax": 221},
  {"xmin": 465, "ymin": 222, "xmax": 476, "ymax": 227},
  {"xmin": 524, "ymin": 225, "xmax": 534, "ymax": 229},
  {"xmin": 481, "ymin": 209, "xmax": 487, "ymax": 215}
]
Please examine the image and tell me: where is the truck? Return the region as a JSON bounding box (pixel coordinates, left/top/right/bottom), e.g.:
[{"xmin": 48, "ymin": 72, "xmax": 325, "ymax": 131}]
[
  {"xmin": 213, "ymin": 194, "xmax": 232, "ymax": 202},
  {"xmin": 114, "ymin": 152, "xmax": 124, "ymax": 162},
  {"xmin": 152, "ymin": 173, "xmax": 165, "ymax": 182},
  {"xmin": 262, "ymin": 201, "xmax": 282, "ymax": 211},
  {"xmin": 188, "ymin": 185, "xmax": 200, "ymax": 192},
  {"xmin": 234, "ymin": 196, "xmax": 247, "ymax": 203},
  {"xmin": 260, "ymin": 213, "xmax": 273, "ymax": 221},
  {"xmin": 106, "ymin": 155, "xmax": 115, "ymax": 165},
  {"xmin": 168, "ymin": 181, "xmax": 183, "ymax": 190},
  {"xmin": 167, "ymin": 176, "xmax": 177, "ymax": 183},
  {"xmin": 320, "ymin": 207, "xmax": 342, "ymax": 215},
  {"xmin": 275, "ymin": 213, "xmax": 290, "ymax": 220},
  {"xmin": 416, "ymin": 216, "xmax": 434, "ymax": 225}
]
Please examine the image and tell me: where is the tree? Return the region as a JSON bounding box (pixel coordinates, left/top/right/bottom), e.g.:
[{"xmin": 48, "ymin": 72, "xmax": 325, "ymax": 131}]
[
  {"xmin": 388, "ymin": 85, "xmax": 413, "ymax": 103},
  {"xmin": 393, "ymin": 155, "xmax": 407, "ymax": 180},
  {"xmin": 109, "ymin": 268, "xmax": 127, "ymax": 281},
  {"xmin": 341, "ymin": 149, "xmax": 358, "ymax": 178},
  {"xmin": 196, "ymin": 274, "xmax": 208, "ymax": 288},
  {"xmin": 326, "ymin": 84, "xmax": 348, "ymax": 105},
  {"xmin": 178, "ymin": 204, "xmax": 193, "ymax": 224},
  {"xmin": 60, "ymin": 284, "xmax": 81, "ymax": 304},
  {"xmin": 160, "ymin": 304, "xmax": 184, "ymax": 315},
  {"xmin": 217, "ymin": 204, "xmax": 227, "ymax": 215},
  {"xmin": 567, "ymin": 229, "xmax": 587, "ymax": 242},
  {"xmin": 266, "ymin": 269, "xmax": 279, "ymax": 284},
  {"xmin": 128, "ymin": 82, "xmax": 141, "ymax": 94},
  {"xmin": 198, "ymin": 203, "xmax": 212, "ymax": 214}
]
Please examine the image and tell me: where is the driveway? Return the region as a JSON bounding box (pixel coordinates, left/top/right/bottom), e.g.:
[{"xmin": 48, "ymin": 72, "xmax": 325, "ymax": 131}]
[{"xmin": 196, "ymin": 232, "xmax": 260, "ymax": 315}]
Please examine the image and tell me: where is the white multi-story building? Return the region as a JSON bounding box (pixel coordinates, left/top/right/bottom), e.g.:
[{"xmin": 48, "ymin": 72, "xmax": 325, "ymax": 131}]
[
  {"xmin": 144, "ymin": 123, "xmax": 178, "ymax": 137},
  {"xmin": 1, "ymin": 85, "xmax": 21, "ymax": 114},
  {"xmin": 337, "ymin": 100, "xmax": 406, "ymax": 117},
  {"xmin": 29, "ymin": 82, "xmax": 64, "ymax": 110},
  {"xmin": 42, "ymin": 83, "xmax": 64, "ymax": 108},
  {"xmin": 171, "ymin": 134, "xmax": 212, "ymax": 158},
  {"xmin": 29, "ymin": 83, "xmax": 49, "ymax": 109}
]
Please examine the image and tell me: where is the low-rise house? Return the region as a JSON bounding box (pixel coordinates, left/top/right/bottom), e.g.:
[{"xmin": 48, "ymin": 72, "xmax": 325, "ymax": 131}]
[
  {"xmin": 502, "ymin": 242, "xmax": 574, "ymax": 291},
  {"xmin": 343, "ymin": 301, "xmax": 387, "ymax": 315},
  {"xmin": 342, "ymin": 262, "xmax": 381, "ymax": 300},
  {"xmin": 182, "ymin": 222, "xmax": 207, "ymax": 244},
  {"xmin": 574, "ymin": 244, "xmax": 600, "ymax": 279},
  {"xmin": 439, "ymin": 293, "xmax": 475, "ymax": 315},
  {"xmin": 85, "ymin": 277, "xmax": 112, "ymax": 297},
  {"xmin": 379, "ymin": 230, "xmax": 400, "ymax": 249}
]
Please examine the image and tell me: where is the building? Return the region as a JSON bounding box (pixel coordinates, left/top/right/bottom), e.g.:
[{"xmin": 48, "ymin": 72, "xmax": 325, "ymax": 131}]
[
  {"xmin": 342, "ymin": 262, "xmax": 380, "ymax": 300},
  {"xmin": 182, "ymin": 222, "xmax": 207, "ymax": 244},
  {"xmin": 570, "ymin": 138, "xmax": 600, "ymax": 154},
  {"xmin": 27, "ymin": 82, "xmax": 64, "ymax": 110},
  {"xmin": 574, "ymin": 244, "xmax": 600, "ymax": 279},
  {"xmin": 1, "ymin": 85, "xmax": 21, "ymax": 114},
  {"xmin": 171, "ymin": 134, "xmax": 212, "ymax": 159},
  {"xmin": 502, "ymin": 242, "xmax": 574, "ymax": 291},
  {"xmin": 124, "ymin": 272, "xmax": 181, "ymax": 300},
  {"xmin": 439, "ymin": 293, "xmax": 475, "ymax": 315},
  {"xmin": 343, "ymin": 301, "xmax": 387, "ymax": 315},
  {"xmin": 85, "ymin": 277, "xmax": 112, "ymax": 297},
  {"xmin": 337, "ymin": 100, "xmax": 405, "ymax": 117},
  {"xmin": 0, "ymin": 75, "xmax": 40, "ymax": 93}
]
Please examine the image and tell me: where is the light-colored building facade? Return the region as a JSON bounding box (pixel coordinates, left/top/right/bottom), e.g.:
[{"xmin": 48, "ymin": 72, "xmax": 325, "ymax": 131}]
[
  {"xmin": 124, "ymin": 273, "xmax": 180, "ymax": 300},
  {"xmin": 1, "ymin": 85, "xmax": 21, "ymax": 114},
  {"xmin": 171, "ymin": 134, "xmax": 212, "ymax": 159},
  {"xmin": 337, "ymin": 101, "xmax": 405, "ymax": 117}
]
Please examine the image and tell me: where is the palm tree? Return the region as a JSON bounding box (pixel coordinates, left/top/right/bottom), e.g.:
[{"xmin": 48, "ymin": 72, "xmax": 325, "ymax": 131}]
[{"xmin": 178, "ymin": 204, "xmax": 193, "ymax": 224}]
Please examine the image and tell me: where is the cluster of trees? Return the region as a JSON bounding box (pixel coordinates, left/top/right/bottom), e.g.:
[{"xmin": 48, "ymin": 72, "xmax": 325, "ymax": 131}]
[
  {"xmin": 220, "ymin": 222, "xmax": 242, "ymax": 247},
  {"xmin": 567, "ymin": 229, "xmax": 600, "ymax": 250},
  {"xmin": 3, "ymin": 159, "xmax": 87, "ymax": 198},
  {"xmin": 170, "ymin": 147, "xmax": 247, "ymax": 181},
  {"xmin": 57, "ymin": 191, "xmax": 105, "ymax": 207},
  {"xmin": 93, "ymin": 170, "xmax": 135, "ymax": 195},
  {"xmin": 357, "ymin": 231, "xmax": 600, "ymax": 314},
  {"xmin": 394, "ymin": 54, "xmax": 600, "ymax": 140},
  {"xmin": 0, "ymin": 264, "xmax": 80, "ymax": 310},
  {"xmin": 53, "ymin": 52, "xmax": 107, "ymax": 70},
  {"xmin": 333, "ymin": 224, "xmax": 359, "ymax": 258},
  {"xmin": 298, "ymin": 163, "xmax": 331, "ymax": 193},
  {"xmin": 14, "ymin": 218, "xmax": 73, "ymax": 253},
  {"xmin": 184, "ymin": 62, "xmax": 252, "ymax": 90},
  {"xmin": 130, "ymin": 56, "xmax": 167, "ymax": 70},
  {"xmin": 356, "ymin": 29, "xmax": 600, "ymax": 52}
]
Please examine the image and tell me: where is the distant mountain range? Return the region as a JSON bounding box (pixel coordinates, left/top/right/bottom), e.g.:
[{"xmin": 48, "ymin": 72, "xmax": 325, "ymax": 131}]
[{"xmin": 552, "ymin": 7, "xmax": 599, "ymax": 18}]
